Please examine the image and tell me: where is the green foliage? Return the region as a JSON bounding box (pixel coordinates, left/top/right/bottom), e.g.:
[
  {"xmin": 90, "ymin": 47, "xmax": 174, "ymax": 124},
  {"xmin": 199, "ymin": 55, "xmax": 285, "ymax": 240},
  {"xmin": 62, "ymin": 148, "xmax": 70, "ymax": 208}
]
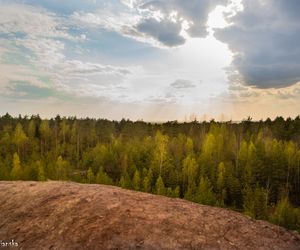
[
  {"xmin": 173, "ymin": 186, "xmax": 180, "ymax": 198},
  {"xmin": 56, "ymin": 156, "xmax": 69, "ymax": 180},
  {"xmin": 216, "ymin": 162, "xmax": 226, "ymax": 206},
  {"xmin": 243, "ymin": 185, "xmax": 267, "ymax": 219},
  {"xmin": 132, "ymin": 170, "xmax": 141, "ymax": 191},
  {"xmin": 1, "ymin": 114, "xmax": 300, "ymax": 231},
  {"xmin": 87, "ymin": 167, "xmax": 95, "ymax": 183},
  {"xmin": 154, "ymin": 131, "xmax": 169, "ymax": 176},
  {"xmin": 155, "ymin": 175, "xmax": 166, "ymax": 195},
  {"xmin": 196, "ymin": 176, "xmax": 216, "ymax": 206},
  {"xmin": 11, "ymin": 153, "xmax": 22, "ymax": 180},
  {"xmin": 13, "ymin": 123, "xmax": 28, "ymax": 155},
  {"xmin": 119, "ymin": 171, "xmax": 131, "ymax": 189},
  {"xmin": 199, "ymin": 133, "xmax": 217, "ymax": 180},
  {"xmin": 270, "ymin": 197, "xmax": 298, "ymax": 230},
  {"xmin": 36, "ymin": 161, "xmax": 46, "ymax": 181},
  {"xmin": 165, "ymin": 186, "xmax": 180, "ymax": 198},
  {"xmin": 0, "ymin": 160, "xmax": 9, "ymax": 180},
  {"xmin": 96, "ymin": 167, "xmax": 113, "ymax": 185},
  {"xmin": 183, "ymin": 155, "xmax": 197, "ymax": 201},
  {"xmin": 143, "ymin": 176, "xmax": 151, "ymax": 193},
  {"xmin": 27, "ymin": 120, "xmax": 36, "ymax": 138}
]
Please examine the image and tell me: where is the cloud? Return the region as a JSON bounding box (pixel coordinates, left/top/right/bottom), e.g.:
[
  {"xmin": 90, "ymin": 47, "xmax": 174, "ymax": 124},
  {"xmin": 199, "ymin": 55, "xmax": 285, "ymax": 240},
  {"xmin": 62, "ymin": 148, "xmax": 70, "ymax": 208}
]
[
  {"xmin": 136, "ymin": 0, "xmax": 228, "ymax": 37},
  {"xmin": 136, "ymin": 17, "xmax": 185, "ymax": 47},
  {"xmin": 0, "ymin": 2, "xmax": 133, "ymax": 101},
  {"xmin": 215, "ymin": 0, "xmax": 300, "ymax": 88},
  {"xmin": 170, "ymin": 79, "xmax": 196, "ymax": 89},
  {"xmin": 71, "ymin": 10, "xmax": 164, "ymax": 46},
  {"xmin": 4, "ymin": 81, "xmax": 55, "ymax": 100},
  {"xmin": 19, "ymin": 0, "xmax": 102, "ymax": 15},
  {"xmin": 0, "ymin": 3, "xmax": 73, "ymax": 40},
  {"xmin": 72, "ymin": 10, "xmax": 182, "ymax": 48},
  {"xmin": 72, "ymin": 0, "xmax": 228, "ymax": 48}
]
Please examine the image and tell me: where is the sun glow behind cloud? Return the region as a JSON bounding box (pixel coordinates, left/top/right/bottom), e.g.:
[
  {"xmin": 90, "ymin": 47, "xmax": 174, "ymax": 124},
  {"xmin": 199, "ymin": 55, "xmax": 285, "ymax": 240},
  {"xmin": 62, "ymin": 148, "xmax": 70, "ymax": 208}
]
[{"xmin": 0, "ymin": 0, "xmax": 299, "ymax": 121}]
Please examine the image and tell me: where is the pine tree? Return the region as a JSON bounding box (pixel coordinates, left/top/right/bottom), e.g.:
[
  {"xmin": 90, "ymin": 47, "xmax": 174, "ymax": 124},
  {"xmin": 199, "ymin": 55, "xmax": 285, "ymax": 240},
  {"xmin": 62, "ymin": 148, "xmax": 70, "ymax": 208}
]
[
  {"xmin": 0, "ymin": 159, "xmax": 9, "ymax": 180},
  {"xmin": 27, "ymin": 119, "xmax": 36, "ymax": 138},
  {"xmin": 37, "ymin": 161, "xmax": 46, "ymax": 181},
  {"xmin": 119, "ymin": 170, "xmax": 131, "ymax": 189},
  {"xmin": 14, "ymin": 123, "xmax": 28, "ymax": 156},
  {"xmin": 132, "ymin": 170, "xmax": 141, "ymax": 191},
  {"xmin": 199, "ymin": 133, "xmax": 217, "ymax": 182},
  {"xmin": 96, "ymin": 167, "xmax": 113, "ymax": 185},
  {"xmin": 243, "ymin": 185, "xmax": 267, "ymax": 219},
  {"xmin": 143, "ymin": 176, "xmax": 151, "ymax": 193},
  {"xmin": 271, "ymin": 197, "xmax": 297, "ymax": 230},
  {"xmin": 183, "ymin": 155, "xmax": 197, "ymax": 201},
  {"xmin": 155, "ymin": 175, "xmax": 166, "ymax": 195},
  {"xmin": 11, "ymin": 153, "xmax": 22, "ymax": 180},
  {"xmin": 87, "ymin": 167, "xmax": 95, "ymax": 183},
  {"xmin": 143, "ymin": 168, "xmax": 153, "ymax": 192},
  {"xmin": 56, "ymin": 156, "xmax": 68, "ymax": 180},
  {"xmin": 185, "ymin": 137, "xmax": 194, "ymax": 155},
  {"xmin": 196, "ymin": 176, "xmax": 216, "ymax": 205},
  {"xmin": 284, "ymin": 141, "xmax": 297, "ymax": 193},
  {"xmin": 216, "ymin": 162, "xmax": 226, "ymax": 206},
  {"xmin": 154, "ymin": 131, "xmax": 168, "ymax": 175},
  {"xmin": 243, "ymin": 185, "xmax": 255, "ymax": 218},
  {"xmin": 173, "ymin": 186, "xmax": 180, "ymax": 198},
  {"xmin": 237, "ymin": 140, "xmax": 248, "ymax": 178},
  {"xmin": 39, "ymin": 120, "xmax": 51, "ymax": 156}
]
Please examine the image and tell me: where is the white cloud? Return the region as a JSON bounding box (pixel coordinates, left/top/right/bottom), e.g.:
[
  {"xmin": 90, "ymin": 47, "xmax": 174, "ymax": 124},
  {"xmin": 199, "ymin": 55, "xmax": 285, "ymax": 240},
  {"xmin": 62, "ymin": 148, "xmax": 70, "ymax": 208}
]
[
  {"xmin": 215, "ymin": 0, "xmax": 300, "ymax": 88},
  {"xmin": 71, "ymin": 10, "xmax": 171, "ymax": 48},
  {"xmin": 170, "ymin": 79, "xmax": 196, "ymax": 89},
  {"xmin": 0, "ymin": 3, "xmax": 133, "ymax": 100},
  {"xmin": 0, "ymin": 4, "xmax": 70, "ymax": 39},
  {"xmin": 71, "ymin": 0, "xmax": 229, "ymax": 48}
]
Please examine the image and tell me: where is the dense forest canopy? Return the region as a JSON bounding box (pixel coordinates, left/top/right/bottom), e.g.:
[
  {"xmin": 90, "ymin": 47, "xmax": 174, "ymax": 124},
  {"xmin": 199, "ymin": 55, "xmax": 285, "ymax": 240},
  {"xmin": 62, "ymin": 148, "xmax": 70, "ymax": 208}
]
[{"xmin": 1, "ymin": 113, "xmax": 300, "ymax": 230}]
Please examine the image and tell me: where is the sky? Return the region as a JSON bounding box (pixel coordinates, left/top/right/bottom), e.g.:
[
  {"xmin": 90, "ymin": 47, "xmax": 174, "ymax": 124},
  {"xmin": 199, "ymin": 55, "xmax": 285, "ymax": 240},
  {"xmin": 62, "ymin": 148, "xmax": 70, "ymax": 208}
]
[{"xmin": 0, "ymin": 0, "xmax": 300, "ymax": 121}]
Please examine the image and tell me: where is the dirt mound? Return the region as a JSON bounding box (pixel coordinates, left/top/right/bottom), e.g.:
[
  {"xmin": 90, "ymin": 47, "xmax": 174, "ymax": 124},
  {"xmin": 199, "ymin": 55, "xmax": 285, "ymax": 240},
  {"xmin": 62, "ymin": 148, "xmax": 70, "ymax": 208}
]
[{"xmin": 0, "ymin": 181, "xmax": 299, "ymax": 249}]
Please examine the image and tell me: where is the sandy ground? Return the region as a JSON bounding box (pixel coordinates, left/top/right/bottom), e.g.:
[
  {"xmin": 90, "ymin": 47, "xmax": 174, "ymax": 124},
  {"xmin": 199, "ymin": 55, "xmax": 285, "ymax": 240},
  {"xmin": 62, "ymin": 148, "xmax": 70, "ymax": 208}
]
[{"xmin": 0, "ymin": 181, "xmax": 299, "ymax": 249}]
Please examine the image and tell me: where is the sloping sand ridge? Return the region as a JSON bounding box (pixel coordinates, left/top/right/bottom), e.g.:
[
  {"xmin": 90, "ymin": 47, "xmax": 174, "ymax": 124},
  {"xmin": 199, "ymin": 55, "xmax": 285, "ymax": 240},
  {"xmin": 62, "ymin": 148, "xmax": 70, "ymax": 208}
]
[{"xmin": 0, "ymin": 181, "xmax": 299, "ymax": 249}]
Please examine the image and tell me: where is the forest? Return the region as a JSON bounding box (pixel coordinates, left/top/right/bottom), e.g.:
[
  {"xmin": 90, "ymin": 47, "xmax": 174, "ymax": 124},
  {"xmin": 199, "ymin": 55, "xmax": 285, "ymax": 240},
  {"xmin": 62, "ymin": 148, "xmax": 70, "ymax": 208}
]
[{"xmin": 0, "ymin": 113, "xmax": 300, "ymax": 231}]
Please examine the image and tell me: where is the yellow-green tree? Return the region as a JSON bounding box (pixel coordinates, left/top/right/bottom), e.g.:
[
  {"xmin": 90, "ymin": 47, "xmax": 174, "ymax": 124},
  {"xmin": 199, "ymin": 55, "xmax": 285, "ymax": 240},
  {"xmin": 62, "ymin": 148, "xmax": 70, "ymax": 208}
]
[
  {"xmin": 154, "ymin": 131, "xmax": 168, "ymax": 175},
  {"xmin": 56, "ymin": 156, "xmax": 68, "ymax": 180},
  {"xmin": 132, "ymin": 170, "xmax": 141, "ymax": 191},
  {"xmin": 216, "ymin": 162, "xmax": 226, "ymax": 206},
  {"xmin": 37, "ymin": 161, "xmax": 46, "ymax": 181},
  {"xmin": 119, "ymin": 170, "xmax": 131, "ymax": 189},
  {"xmin": 196, "ymin": 176, "xmax": 216, "ymax": 205},
  {"xmin": 39, "ymin": 120, "xmax": 51, "ymax": 156},
  {"xmin": 183, "ymin": 155, "xmax": 197, "ymax": 201},
  {"xmin": 243, "ymin": 185, "xmax": 267, "ymax": 219},
  {"xmin": 96, "ymin": 167, "xmax": 113, "ymax": 185},
  {"xmin": 14, "ymin": 123, "xmax": 28, "ymax": 156},
  {"xmin": 271, "ymin": 197, "xmax": 297, "ymax": 230},
  {"xmin": 87, "ymin": 167, "xmax": 95, "ymax": 183},
  {"xmin": 155, "ymin": 175, "xmax": 166, "ymax": 195},
  {"xmin": 199, "ymin": 133, "xmax": 217, "ymax": 182},
  {"xmin": 11, "ymin": 153, "xmax": 22, "ymax": 180},
  {"xmin": 143, "ymin": 169, "xmax": 153, "ymax": 192}
]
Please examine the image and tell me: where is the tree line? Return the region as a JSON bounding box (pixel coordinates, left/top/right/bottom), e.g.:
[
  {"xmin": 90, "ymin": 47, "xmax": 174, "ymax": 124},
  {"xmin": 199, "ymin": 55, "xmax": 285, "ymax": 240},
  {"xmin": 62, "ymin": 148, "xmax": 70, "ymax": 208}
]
[{"xmin": 0, "ymin": 113, "xmax": 300, "ymax": 231}]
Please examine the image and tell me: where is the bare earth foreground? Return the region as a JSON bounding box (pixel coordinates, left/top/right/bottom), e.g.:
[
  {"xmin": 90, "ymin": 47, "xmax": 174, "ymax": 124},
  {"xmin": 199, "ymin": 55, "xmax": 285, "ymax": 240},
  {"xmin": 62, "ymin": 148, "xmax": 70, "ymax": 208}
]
[{"xmin": 0, "ymin": 182, "xmax": 299, "ymax": 250}]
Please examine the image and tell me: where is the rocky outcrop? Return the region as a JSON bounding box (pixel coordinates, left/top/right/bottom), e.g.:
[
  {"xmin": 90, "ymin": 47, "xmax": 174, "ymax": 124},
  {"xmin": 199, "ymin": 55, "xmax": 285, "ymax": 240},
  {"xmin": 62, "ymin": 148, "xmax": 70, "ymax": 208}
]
[{"xmin": 0, "ymin": 181, "xmax": 299, "ymax": 249}]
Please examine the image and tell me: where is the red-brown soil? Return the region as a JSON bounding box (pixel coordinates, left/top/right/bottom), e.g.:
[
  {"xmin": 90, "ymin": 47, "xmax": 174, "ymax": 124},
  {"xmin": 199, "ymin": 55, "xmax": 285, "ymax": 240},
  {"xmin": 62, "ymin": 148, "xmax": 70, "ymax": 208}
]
[{"xmin": 0, "ymin": 181, "xmax": 299, "ymax": 249}]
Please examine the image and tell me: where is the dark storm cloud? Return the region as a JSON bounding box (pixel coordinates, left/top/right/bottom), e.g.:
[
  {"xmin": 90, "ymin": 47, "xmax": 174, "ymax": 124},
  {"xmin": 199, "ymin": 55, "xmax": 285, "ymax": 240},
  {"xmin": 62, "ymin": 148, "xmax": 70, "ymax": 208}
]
[
  {"xmin": 139, "ymin": 0, "xmax": 227, "ymax": 37},
  {"xmin": 215, "ymin": 0, "xmax": 300, "ymax": 88},
  {"xmin": 136, "ymin": 17, "xmax": 185, "ymax": 47},
  {"xmin": 130, "ymin": 0, "xmax": 227, "ymax": 46}
]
